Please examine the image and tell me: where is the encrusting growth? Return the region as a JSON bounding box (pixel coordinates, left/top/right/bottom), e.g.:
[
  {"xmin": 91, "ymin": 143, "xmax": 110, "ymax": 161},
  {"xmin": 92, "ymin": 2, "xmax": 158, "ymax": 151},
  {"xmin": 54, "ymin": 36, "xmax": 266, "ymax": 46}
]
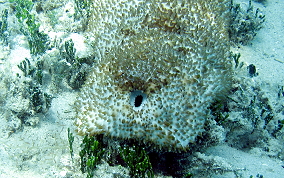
[{"xmin": 75, "ymin": 0, "xmax": 232, "ymax": 151}]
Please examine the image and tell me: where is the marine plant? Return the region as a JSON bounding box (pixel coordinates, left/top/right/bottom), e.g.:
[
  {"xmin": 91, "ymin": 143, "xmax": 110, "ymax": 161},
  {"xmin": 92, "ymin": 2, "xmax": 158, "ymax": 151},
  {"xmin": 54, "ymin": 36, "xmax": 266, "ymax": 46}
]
[
  {"xmin": 17, "ymin": 58, "xmax": 52, "ymax": 113},
  {"xmin": 79, "ymin": 135, "xmax": 105, "ymax": 178},
  {"xmin": 60, "ymin": 39, "xmax": 76, "ymax": 65},
  {"xmin": 74, "ymin": 0, "xmax": 92, "ymax": 31},
  {"xmin": 0, "ymin": 9, "xmax": 8, "ymax": 44},
  {"xmin": 9, "ymin": 0, "xmax": 49, "ymax": 55},
  {"xmin": 253, "ymin": 0, "xmax": 266, "ymax": 4},
  {"xmin": 184, "ymin": 172, "xmax": 193, "ymax": 178},
  {"xmin": 229, "ymin": 52, "xmax": 242, "ymax": 69},
  {"xmin": 67, "ymin": 128, "xmax": 75, "ymax": 161},
  {"xmin": 229, "ymin": 0, "xmax": 265, "ymax": 45},
  {"xmin": 74, "ymin": 0, "xmax": 92, "ymax": 19},
  {"xmin": 271, "ymin": 119, "xmax": 284, "ymax": 137},
  {"xmin": 120, "ymin": 145, "xmax": 154, "ymax": 178},
  {"xmin": 209, "ymin": 100, "xmax": 229, "ymax": 126},
  {"xmin": 17, "ymin": 58, "xmax": 35, "ymax": 77},
  {"xmin": 29, "ymin": 85, "xmax": 52, "ymax": 113},
  {"xmin": 59, "ymin": 39, "xmax": 91, "ymax": 89},
  {"xmin": 17, "ymin": 57, "xmax": 43, "ymax": 84}
]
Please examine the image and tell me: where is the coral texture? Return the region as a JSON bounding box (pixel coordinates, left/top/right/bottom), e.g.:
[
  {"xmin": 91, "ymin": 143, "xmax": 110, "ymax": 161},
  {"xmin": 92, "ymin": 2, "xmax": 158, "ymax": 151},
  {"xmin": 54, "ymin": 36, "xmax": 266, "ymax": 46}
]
[{"xmin": 75, "ymin": 0, "xmax": 232, "ymax": 151}]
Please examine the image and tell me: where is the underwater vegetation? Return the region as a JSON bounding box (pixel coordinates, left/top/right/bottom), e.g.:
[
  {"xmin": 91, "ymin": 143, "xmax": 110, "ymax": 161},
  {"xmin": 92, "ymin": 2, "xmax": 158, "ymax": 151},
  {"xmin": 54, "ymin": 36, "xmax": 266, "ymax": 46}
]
[
  {"xmin": 253, "ymin": 0, "xmax": 266, "ymax": 4},
  {"xmin": 9, "ymin": 0, "xmax": 49, "ymax": 55},
  {"xmin": 17, "ymin": 58, "xmax": 52, "ymax": 113},
  {"xmin": 67, "ymin": 128, "xmax": 75, "ymax": 161},
  {"xmin": 79, "ymin": 135, "xmax": 105, "ymax": 178},
  {"xmin": 229, "ymin": 0, "xmax": 265, "ymax": 45},
  {"xmin": 74, "ymin": 0, "xmax": 92, "ymax": 31},
  {"xmin": 74, "ymin": 134, "xmax": 154, "ymax": 178},
  {"xmin": 120, "ymin": 145, "xmax": 154, "ymax": 178},
  {"xmin": 74, "ymin": 134, "xmax": 155, "ymax": 178},
  {"xmin": 59, "ymin": 38, "xmax": 92, "ymax": 90},
  {"xmin": 1, "ymin": 0, "xmax": 282, "ymax": 177},
  {"xmin": 67, "ymin": 129, "xmax": 155, "ymax": 178},
  {"xmin": 0, "ymin": 9, "xmax": 8, "ymax": 44},
  {"xmin": 74, "ymin": 0, "xmax": 92, "ymax": 18},
  {"xmin": 229, "ymin": 51, "xmax": 243, "ymax": 69}
]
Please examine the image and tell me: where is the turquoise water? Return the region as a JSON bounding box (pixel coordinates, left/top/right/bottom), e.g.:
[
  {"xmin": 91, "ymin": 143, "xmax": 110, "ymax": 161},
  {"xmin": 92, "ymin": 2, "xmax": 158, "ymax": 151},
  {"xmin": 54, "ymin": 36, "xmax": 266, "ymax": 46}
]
[{"xmin": 0, "ymin": 0, "xmax": 283, "ymax": 177}]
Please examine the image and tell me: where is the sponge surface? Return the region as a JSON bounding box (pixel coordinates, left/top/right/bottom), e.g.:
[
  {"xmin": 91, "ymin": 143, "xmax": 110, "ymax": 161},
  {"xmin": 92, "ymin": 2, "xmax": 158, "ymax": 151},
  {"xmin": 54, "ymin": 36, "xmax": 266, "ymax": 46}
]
[{"xmin": 75, "ymin": 0, "xmax": 232, "ymax": 151}]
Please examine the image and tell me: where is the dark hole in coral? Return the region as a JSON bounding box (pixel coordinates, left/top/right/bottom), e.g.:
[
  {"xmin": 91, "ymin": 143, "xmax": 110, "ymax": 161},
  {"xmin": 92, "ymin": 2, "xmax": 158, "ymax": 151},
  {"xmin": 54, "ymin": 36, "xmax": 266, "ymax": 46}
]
[
  {"xmin": 134, "ymin": 95, "xmax": 143, "ymax": 107},
  {"xmin": 130, "ymin": 90, "xmax": 146, "ymax": 110}
]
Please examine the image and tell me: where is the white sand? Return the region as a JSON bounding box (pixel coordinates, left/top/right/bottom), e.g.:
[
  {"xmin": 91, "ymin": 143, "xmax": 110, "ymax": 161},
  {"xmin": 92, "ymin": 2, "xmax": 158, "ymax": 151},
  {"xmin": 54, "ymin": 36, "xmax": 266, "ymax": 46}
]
[{"xmin": 205, "ymin": 145, "xmax": 283, "ymax": 178}]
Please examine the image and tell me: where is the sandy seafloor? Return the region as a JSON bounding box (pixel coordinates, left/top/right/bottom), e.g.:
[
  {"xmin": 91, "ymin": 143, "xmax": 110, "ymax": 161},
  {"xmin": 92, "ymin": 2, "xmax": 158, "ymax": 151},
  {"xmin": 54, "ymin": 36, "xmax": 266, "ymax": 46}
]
[{"xmin": 0, "ymin": 0, "xmax": 283, "ymax": 178}]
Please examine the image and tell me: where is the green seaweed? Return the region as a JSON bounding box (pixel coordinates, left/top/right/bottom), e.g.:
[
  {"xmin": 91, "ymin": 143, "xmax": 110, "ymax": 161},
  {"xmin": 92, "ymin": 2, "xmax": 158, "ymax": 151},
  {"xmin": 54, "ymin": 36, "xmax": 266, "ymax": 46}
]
[
  {"xmin": 229, "ymin": 0, "xmax": 265, "ymax": 45},
  {"xmin": 67, "ymin": 128, "xmax": 74, "ymax": 161},
  {"xmin": 120, "ymin": 145, "xmax": 154, "ymax": 178},
  {"xmin": 29, "ymin": 85, "xmax": 52, "ymax": 113},
  {"xmin": 17, "ymin": 58, "xmax": 35, "ymax": 77},
  {"xmin": 79, "ymin": 135, "xmax": 105, "ymax": 178},
  {"xmin": 184, "ymin": 172, "xmax": 193, "ymax": 178},
  {"xmin": 74, "ymin": 0, "xmax": 92, "ymax": 19},
  {"xmin": 60, "ymin": 39, "xmax": 76, "ymax": 65},
  {"xmin": 253, "ymin": 0, "xmax": 266, "ymax": 4},
  {"xmin": 10, "ymin": 0, "xmax": 33, "ymax": 23},
  {"xmin": 10, "ymin": 0, "xmax": 49, "ymax": 55},
  {"xmin": 229, "ymin": 52, "xmax": 242, "ymax": 69},
  {"xmin": 74, "ymin": 0, "xmax": 92, "ymax": 31},
  {"xmin": 0, "ymin": 9, "xmax": 8, "ymax": 44},
  {"xmin": 17, "ymin": 58, "xmax": 44, "ymax": 84},
  {"xmin": 271, "ymin": 119, "xmax": 284, "ymax": 137},
  {"xmin": 210, "ymin": 100, "xmax": 229, "ymax": 125},
  {"xmin": 59, "ymin": 39, "xmax": 91, "ymax": 89},
  {"xmin": 17, "ymin": 58, "xmax": 52, "ymax": 113}
]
